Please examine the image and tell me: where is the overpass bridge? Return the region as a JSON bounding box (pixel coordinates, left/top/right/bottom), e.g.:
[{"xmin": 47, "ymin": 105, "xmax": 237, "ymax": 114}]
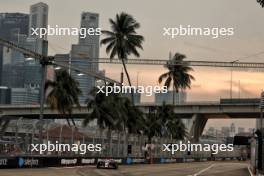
[{"xmin": 0, "ymin": 99, "xmax": 260, "ymax": 141}]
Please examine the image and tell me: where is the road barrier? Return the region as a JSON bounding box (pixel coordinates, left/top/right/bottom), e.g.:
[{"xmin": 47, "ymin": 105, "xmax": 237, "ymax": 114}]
[{"xmin": 0, "ymin": 156, "xmax": 241, "ymax": 169}]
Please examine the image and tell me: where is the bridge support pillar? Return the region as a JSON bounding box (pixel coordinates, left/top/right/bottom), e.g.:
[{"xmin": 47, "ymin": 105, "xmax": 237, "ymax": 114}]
[{"xmin": 189, "ymin": 114, "xmax": 208, "ymax": 142}]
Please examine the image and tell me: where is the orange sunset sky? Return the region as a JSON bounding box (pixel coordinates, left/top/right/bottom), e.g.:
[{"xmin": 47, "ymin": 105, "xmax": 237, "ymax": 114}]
[{"xmin": 1, "ymin": 0, "xmax": 264, "ymax": 129}]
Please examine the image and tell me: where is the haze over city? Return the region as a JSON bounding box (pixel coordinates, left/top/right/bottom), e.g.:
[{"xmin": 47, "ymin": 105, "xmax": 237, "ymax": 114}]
[{"xmin": 1, "ymin": 0, "xmax": 263, "ymax": 128}]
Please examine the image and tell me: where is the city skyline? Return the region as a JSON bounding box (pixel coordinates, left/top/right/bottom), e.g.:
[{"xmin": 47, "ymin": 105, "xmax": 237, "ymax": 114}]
[
  {"xmin": 0, "ymin": 1, "xmax": 262, "ymax": 174},
  {"xmin": 1, "ymin": 0, "xmax": 263, "ymax": 101},
  {"xmin": 0, "ymin": 0, "xmax": 262, "ymax": 128}
]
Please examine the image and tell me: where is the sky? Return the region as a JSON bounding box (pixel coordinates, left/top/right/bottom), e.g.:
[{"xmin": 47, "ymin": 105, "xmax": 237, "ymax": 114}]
[{"xmin": 1, "ymin": 0, "xmax": 264, "ymax": 129}]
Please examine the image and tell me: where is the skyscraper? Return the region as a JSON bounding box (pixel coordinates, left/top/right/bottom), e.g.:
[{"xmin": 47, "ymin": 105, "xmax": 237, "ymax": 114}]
[
  {"xmin": 29, "ymin": 2, "xmax": 48, "ymax": 40},
  {"xmin": 230, "ymin": 123, "xmax": 236, "ymax": 137},
  {"xmin": 0, "ymin": 13, "xmax": 29, "ymax": 85},
  {"xmin": 155, "ymin": 90, "xmax": 187, "ymax": 105},
  {"xmin": 70, "ymin": 12, "xmax": 100, "ymax": 103},
  {"xmin": 0, "ymin": 13, "xmax": 29, "ymax": 41},
  {"xmin": 79, "ymin": 12, "xmax": 99, "ymax": 48},
  {"xmin": 0, "ymin": 2, "xmax": 48, "ymax": 105}
]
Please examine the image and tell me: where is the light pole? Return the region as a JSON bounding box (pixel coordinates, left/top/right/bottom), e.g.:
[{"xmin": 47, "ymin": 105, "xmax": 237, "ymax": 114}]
[
  {"xmin": 15, "ymin": 117, "xmax": 23, "ymax": 146},
  {"xmin": 31, "ymin": 120, "xmax": 39, "ymax": 155},
  {"xmin": 39, "ymin": 63, "xmax": 47, "ymax": 143},
  {"xmin": 230, "ymin": 60, "xmax": 239, "ymax": 99},
  {"xmin": 238, "ymin": 80, "xmax": 241, "ymax": 99},
  {"xmin": 136, "ymin": 71, "xmax": 140, "ymax": 88},
  {"xmin": 259, "ymin": 92, "xmax": 264, "ymax": 172}
]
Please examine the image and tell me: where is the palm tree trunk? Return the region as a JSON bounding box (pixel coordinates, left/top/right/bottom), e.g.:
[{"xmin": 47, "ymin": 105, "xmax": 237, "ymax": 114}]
[
  {"xmin": 107, "ymin": 128, "xmax": 113, "ymax": 156},
  {"xmin": 99, "ymin": 128, "xmax": 104, "ymax": 157},
  {"xmin": 31, "ymin": 128, "xmax": 35, "ymax": 155},
  {"xmin": 59, "ymin": 125, "xmax": 63, "ymax": 156},
  {"xmin": 70, "ymin": 115, "xmax": 76, "ymax": 126},
  {"xmin": 137, "ymin": 134, "xmax": 140, "ymax": 157},
  {"xmin": 46, "ymin": 123, "xmax": 49, "ymax": 145},
  {"xmin": 121, "ymin": 58, "xmax": 135, "ymax": 105},
  {"xmin": 123, "ymin": 131, "xmax": 129, "ymax": 157},
  {"xmin": 117, "ymin": 131, "xmax": 121, "ymax": 157},
  {"xmin": 148, "ymin": 136, "xmax": 152, "ymax": 164},
  {"xmin": 140, "ymin": 134, "xmax": 144, "ymax": 157},
  {"xmin": 173, "ymin": 85, "xmax": 175, "ymax": 105},
  {"xmin": 66, "ymin": 118, "xmax": 71, "ymax": 126}
]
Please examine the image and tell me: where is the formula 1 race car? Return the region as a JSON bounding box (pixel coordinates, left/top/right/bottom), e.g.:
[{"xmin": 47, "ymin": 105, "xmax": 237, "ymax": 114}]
[{"xmin": 96, "ymin": 159, "xmax": 118, "ymax": 169}]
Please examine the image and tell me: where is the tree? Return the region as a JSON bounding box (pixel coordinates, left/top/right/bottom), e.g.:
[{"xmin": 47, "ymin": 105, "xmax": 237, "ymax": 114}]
[
  {"xmin": 158, "ymin": 103, "xmax": 187, "ymax": 140},
  {"xmin": 158, "ymin": 53, "xmax": 194, "ymax": 105},
  {"xmin": 45, "ymin": 69, "xmax": 81, "ymax": 126},
  {"xmin": 165, "ymin": 116, "xmax": 187, "ymax": 140},
  {"xmin": 84, "ymin": 85, "xmax": 124, "ymax": 131},
  {"xmin": 84, "ymin": 84, "xmax": 144, "ymax": 156},
  {"xmin": 142, "ymin": 103, "xmax": 187, "ymax": 162},
  {"xmin": 121, "ymin": 97, "xmax": 144, "ymax": 156},
  {"xmin": 142, "ymin": 112, "xmax": 162, "ymax": 145},
  {"xmin": 84, "ymin": 85, "xmax": 126, "ymax": 156},
  {"xmin": 101, "ymin": 12, "xmax": 144, "ymax": 104},
  {"xmin": 257, "ymin": 0, "xmax": 264, "ymax": 7}
]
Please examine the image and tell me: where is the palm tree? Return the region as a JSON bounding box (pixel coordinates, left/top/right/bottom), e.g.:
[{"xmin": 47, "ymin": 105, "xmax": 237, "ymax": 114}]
[
  {"xmin": 158, "ymin": 53, "xmax": 194, "ymax": 105},
  {"xmin": 141, "ymin": 109, "xmax": 162, "ymax": 163},
  {"xmin": 45, "ymin": 69, "xmax": 81, "ymax": 126},
  {"xmin": 142, "ymin": 103, "xmax": 187, "ymax": 161},
  {"xmin": 257, "ymin": 0, "xmax": 264, "ymax": 7},
  {"xmin": 101, "ymin": 12, "xmax": 144, "ymax": 104},
  {"xmin": 84, "ymin": 85, "xmax": 125, "ymax": 156},
  {"xmin": 121, "ymin": 97, "xmax": 144, "ymax": 156},
  {"xmin": 167, "ymin": 118, "xmax": 187, "ymax": 140},
  {"xmin": 158, "ymin": 102, "xmax": 187, "ymax": 140},
  {"xmin": 84, "ymin": 84, "xmax": 144, "ymax": 157}
]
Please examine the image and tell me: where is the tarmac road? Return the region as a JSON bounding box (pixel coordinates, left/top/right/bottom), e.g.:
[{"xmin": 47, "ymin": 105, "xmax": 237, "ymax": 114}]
[{"xmin": 0, "ymin": 161, "xmax": 250, "ymax": 176}]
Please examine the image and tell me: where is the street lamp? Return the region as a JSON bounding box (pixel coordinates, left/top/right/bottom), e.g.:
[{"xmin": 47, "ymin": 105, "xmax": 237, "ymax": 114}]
[
  {"xmin": 54, "ymin": 66, "xmax": 61, "ymax": 70},
  {"xmin": 77, "ymin": 73, "xmax": 84, "ymax": 76},
  {"xmin": 25, "ymin": 57, "xmax": 34, "ymax": 61},
  {"xmin": 259, "ymin": 91, "xmax": 264, "ymax": 172},
  {"xmin": 230, "ymin": 60, "xmax": 239, "ymax": 99},
  {"xmin": 136, "ymin": 71, "xmax": 141, "ymax": 88},
  {"xmin": 39, "ymin": 56, "xmax": 54, "ymax": 144}
]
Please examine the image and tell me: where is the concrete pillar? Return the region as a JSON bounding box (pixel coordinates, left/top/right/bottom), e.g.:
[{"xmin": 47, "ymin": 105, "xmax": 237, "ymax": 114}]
[{"xmin": 189, "ymin": 114, "xmax": 208, "ymax": 142}]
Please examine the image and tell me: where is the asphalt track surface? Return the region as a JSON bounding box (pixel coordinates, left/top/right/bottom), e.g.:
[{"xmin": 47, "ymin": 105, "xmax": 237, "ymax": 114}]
[{"xmin": 0, "ymin": 161, "xmax": 250, "ymax": 176}]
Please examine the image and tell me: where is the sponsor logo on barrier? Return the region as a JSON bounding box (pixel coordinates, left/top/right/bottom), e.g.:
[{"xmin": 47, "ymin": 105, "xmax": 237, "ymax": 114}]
[
  {"xmin": 18, "ymin": 158, "xmax": 39, "ymax": 167},
  {"xmin": 126, "ymin": 157, "xmax": 132, "ymax": 164},
  {"xmin": 61, "ymin": 159, "xmax": 77, "ymax": 165},
  {"xmin": 160, "ymin": 158, "xmax": 177, "ymax": 163},
  {"xmin": 184, "ymin": 158, "xmax": 194, "ymax": 162},
  {"xmin": 127, "ymin": 158, "xmax": 145, "ymax": 164},
  {"xmin": 81, "ymin": 158, "xmax": 95, "ymax": 164},
  {"xmin": 0, "ymin": 159, "xmax": 7, "ymax": 166},
  {"xmin": 97, "ymin": 159, "xmax": 123, "ymax": 164},
  {"xmin": 200, "ymin": 158, "xmax": 208, "ymax": 161},
  {"xmin": 113, "ymin": 159, "xmax": 123, "ymax": 164},
  {"xmin": 133, "ymin": 158, "xmax": 145, "ymax": 163}
]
